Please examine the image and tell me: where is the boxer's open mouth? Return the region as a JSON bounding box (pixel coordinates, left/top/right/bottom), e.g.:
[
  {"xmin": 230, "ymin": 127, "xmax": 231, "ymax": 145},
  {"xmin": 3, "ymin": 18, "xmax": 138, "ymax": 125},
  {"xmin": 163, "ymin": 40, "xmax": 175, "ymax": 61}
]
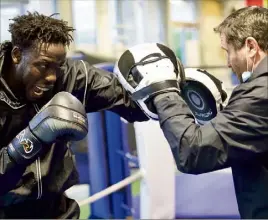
[{"xmin": 34, "ymin": 85, "xmax": 54, "ymax": 96}]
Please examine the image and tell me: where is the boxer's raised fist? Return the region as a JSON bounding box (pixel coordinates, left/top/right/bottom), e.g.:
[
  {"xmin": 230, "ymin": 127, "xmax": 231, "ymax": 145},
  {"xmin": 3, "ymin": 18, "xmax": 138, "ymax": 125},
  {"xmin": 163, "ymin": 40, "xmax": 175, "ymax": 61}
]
[{"xmin": 7, "ymin": 92, "xmax": 88, "ymax": 165}]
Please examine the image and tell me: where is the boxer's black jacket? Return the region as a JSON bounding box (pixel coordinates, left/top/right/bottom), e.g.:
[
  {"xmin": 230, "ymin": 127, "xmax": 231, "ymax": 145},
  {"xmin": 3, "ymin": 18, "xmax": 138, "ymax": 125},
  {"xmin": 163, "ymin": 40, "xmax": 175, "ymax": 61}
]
[
  {"xmin": 0, "ymin": 45, "xmax": 147, "ymax": 217},
  {"xmin": 154, "ymin": 56, "xmax": 268, "ymax": 219}
]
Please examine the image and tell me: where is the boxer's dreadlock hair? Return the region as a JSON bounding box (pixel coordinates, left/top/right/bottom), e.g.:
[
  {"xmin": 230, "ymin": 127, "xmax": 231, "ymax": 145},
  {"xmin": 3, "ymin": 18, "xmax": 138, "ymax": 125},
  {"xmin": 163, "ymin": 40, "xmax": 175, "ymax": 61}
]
[{"xmin": 8, "ymin": 11, "xmax": 75, "ymax": 50}]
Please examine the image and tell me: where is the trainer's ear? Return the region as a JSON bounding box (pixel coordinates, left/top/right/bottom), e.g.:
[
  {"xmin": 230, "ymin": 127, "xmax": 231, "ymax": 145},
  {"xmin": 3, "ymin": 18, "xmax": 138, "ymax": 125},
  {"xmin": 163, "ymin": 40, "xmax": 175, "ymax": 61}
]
[
  {"xmin": 245, "ymin": 37, "xmax": 259, "ymax": 58},
  {"xmin": 11, "ymin": 46, "xmax": 22, "ymax": 64}
]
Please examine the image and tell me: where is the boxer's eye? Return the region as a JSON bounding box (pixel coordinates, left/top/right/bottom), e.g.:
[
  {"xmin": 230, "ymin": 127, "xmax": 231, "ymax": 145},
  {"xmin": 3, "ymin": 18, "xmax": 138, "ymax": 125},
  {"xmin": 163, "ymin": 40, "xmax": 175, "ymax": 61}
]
[
  {"xmin": 36, "ymin": 62, "xmax": 49, "ymax": 71},
  {"xmin": 40, "ymin": 64, "xmax": 48, "ymax": 69}
]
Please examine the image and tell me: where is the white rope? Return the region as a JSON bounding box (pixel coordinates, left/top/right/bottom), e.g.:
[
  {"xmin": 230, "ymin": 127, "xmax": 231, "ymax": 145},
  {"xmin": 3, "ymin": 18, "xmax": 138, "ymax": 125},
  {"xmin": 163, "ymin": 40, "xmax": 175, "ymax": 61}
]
[{"xmin": 78, "ymin": 170, "xmax": 144, "ymax": 207}]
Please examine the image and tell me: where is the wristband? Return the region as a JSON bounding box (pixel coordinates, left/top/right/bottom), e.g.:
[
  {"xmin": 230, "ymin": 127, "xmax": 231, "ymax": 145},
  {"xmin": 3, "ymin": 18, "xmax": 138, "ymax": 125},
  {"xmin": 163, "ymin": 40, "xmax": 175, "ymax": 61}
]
[{"xmin": 7, "ymin": 127, "xmax": 43, "ymax": 165}]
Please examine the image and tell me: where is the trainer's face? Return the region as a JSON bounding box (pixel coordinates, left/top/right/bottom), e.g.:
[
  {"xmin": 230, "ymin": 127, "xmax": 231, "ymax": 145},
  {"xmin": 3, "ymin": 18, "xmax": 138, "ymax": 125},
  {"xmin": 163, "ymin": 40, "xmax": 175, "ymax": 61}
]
[
  {"xmin": 13, "ymin": 43, "xmax": 66, "ymax": 101},
  {"xmin": 220, "ymin": 34, "xmax": 247, "ymax": 81}
]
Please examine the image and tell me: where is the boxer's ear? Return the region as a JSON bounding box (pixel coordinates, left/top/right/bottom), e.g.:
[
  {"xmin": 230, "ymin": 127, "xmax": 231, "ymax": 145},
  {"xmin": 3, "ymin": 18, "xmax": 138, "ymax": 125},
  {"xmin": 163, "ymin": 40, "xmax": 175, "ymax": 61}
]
[{"xmin": 11, "ymin": 46, "xmax": 22, "ymax": 64}]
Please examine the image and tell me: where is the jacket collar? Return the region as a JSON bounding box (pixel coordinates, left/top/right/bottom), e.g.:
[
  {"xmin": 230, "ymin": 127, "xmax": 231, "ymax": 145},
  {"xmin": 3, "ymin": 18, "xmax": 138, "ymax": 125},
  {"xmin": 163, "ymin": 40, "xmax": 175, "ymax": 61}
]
[
  {"xmin": 0, "ymin": 41, "xmax": 27, "ymax": 109},
  {"xmin": 251, "ymin": 55, "xmax": 268, "ymax": 80}
]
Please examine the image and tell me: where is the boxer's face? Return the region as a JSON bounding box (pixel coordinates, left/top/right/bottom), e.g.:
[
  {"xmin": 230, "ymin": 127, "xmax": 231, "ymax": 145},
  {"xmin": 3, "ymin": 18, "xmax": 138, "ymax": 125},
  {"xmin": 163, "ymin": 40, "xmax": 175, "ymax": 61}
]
[
  {"xmin": 220, "ymin": 34, "xmax": 247, "ymax": 81},
  {"xmin": 13, "ymin": 42, "xmax": 66, "ymax": 101}
]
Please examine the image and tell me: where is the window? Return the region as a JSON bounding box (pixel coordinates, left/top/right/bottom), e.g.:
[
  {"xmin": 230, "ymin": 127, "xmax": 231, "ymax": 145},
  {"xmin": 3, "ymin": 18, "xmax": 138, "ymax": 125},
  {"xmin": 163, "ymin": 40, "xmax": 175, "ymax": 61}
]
[
  {"xmin": 0, "ymin": 2, "xmax": 23, "ymax": 41},
  {"xmin": 170, "ymin": 0, "xmax": 197, "ymax": 23},
  {"xmin": 112, "ymin": 0, "xmax": 166, "ymax": 47},
  {"xmin": 25, "ymin": 0, "xmax": 55, "ymax": 16},
  {"xmin": 169, "ymin": 0, "xmax": 200, "ymax": 66},
  {"xmin": 0, "ymin": 0, "xmax": 56, "ymax": 42},
  {"xmin": 72, "ymin": 0, "xmax": 97, "ymax": 45}
]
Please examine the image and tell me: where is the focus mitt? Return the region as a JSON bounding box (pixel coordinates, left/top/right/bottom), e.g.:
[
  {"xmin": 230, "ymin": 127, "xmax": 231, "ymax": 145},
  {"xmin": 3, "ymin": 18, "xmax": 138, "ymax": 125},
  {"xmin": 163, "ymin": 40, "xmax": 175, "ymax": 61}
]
[
  {"xmin": 180, "ymin": 68, "xmax": 228, "ymax": 125},
  {"xmin": 113, "ymin": 43, "xmax": 185, "ymax": 120}
]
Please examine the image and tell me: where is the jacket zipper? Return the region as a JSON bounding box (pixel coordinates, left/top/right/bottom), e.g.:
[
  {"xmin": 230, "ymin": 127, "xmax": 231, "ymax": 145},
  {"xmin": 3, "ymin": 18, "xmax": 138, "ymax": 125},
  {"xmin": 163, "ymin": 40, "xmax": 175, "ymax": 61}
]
[{"xmin": 33, "ymin": 104, "xmax": 42, "ymax": 200}]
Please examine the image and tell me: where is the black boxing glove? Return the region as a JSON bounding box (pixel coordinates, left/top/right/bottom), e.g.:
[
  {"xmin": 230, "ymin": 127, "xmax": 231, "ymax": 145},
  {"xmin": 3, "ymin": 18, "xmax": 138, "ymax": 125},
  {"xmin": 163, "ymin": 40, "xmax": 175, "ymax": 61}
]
[{"xmin": 7, "ymin": 92, "xmax": 88, "ymax": 165}]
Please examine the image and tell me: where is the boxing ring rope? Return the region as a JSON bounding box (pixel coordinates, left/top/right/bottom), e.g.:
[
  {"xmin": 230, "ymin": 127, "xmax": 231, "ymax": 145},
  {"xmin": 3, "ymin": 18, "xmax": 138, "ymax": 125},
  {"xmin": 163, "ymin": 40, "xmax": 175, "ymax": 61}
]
[
  {"xmin": 78, "ymin": 120, "xmax": 176, "ymax": 219},
  {"xmin": 78, "ymin": 170, "xmax": 144, "ymax": 206}
]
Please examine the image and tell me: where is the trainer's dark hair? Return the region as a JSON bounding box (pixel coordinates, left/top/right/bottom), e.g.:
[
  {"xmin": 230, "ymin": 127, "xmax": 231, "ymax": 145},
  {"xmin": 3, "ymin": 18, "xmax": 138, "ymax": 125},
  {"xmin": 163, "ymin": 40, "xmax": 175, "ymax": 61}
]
[
  {"xmin": 214, "ymin": 6, "xmax": 268, "ymax": 52},
  {"xmin": 8, "ymin": 11, "xmax": 75, "ymax": 50}
]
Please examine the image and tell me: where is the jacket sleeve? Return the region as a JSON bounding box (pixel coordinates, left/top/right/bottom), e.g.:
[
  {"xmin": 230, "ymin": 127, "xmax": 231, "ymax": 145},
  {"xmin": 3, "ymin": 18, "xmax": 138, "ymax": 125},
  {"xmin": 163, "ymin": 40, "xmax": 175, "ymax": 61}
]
[
  {"xmin": 0, "ymin": 146, "xmax": 26, "ymax": 195},
  {"xmin": 61, "ymin": 59, "xmax": 149, "ymax": 123},
  {"xmin": 153, "ymin": 87, "xmax": 268, "ymax": 174}
]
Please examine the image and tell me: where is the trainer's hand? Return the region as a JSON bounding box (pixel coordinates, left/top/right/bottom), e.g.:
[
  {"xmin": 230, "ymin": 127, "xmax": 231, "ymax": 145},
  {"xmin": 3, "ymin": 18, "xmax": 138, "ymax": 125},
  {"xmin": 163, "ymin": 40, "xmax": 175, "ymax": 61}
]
[{"xmin": 7, "ymin": 92, "xmax": 88, "ymax": 165}]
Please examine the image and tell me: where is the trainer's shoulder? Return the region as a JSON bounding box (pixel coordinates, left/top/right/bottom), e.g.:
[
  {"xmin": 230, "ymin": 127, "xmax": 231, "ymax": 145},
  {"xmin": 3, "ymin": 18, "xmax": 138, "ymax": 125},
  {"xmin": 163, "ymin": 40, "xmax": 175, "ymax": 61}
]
[
  {"xmin": 231, "ymin": 74, "xmax": 267, "ymax": 100},
  {"xmin": 225, "ymin": 76, "xmax": 268, "ymax": 117}
]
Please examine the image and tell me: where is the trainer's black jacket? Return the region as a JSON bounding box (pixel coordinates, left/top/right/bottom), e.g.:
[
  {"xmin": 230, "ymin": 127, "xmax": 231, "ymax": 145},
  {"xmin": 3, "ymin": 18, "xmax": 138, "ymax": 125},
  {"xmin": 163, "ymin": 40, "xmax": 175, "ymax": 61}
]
[
  {"xmin": 0, "ymin": 44, "xmax": 148, "ymax": 218},
  {"xmin": 154, "ymin": 56, "xmax": 268, "ymax": 219}
]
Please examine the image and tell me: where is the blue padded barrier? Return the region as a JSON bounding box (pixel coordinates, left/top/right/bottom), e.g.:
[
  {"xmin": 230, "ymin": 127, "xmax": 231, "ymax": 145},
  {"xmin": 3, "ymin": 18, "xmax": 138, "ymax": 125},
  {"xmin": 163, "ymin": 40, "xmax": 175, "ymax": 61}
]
[
  {"xmin": 87, "ymin": 112, "xmax": 112, "ymax": 219},
  {"xmin": 88, "ymin": 62, "xmax": 132, "ymax": 218},
  {"xmin": 104, "ymin": 111, "xmax": 132, "ymax": 218},
  {"xmin": 132, "ymin": 169, "xmax": 241, "ymax": 219}
]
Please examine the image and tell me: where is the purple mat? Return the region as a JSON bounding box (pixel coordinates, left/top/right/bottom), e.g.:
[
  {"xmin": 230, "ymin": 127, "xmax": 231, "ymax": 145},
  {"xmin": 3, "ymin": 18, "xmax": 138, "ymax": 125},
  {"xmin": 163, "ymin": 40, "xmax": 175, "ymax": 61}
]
[{"xmin": 132, "ymin": 169, "xmax": 241, "ymax": 219}]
